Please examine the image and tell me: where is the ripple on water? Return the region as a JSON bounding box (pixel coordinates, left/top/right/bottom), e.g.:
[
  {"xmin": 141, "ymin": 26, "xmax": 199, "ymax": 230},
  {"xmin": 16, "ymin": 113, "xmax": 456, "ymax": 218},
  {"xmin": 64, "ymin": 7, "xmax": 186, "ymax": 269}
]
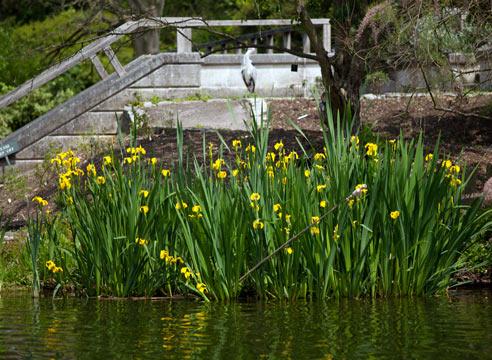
[{"xmin": 0, "ymin": 290, "xmax": 491, "ymax": 359}]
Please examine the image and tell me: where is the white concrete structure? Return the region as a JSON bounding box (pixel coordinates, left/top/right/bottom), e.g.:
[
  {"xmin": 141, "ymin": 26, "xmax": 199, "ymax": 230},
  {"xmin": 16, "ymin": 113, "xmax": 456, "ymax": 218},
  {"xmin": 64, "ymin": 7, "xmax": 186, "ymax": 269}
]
[{"xmin": 0, "ymin": 18, "xmax": 332, "ymax": 169}]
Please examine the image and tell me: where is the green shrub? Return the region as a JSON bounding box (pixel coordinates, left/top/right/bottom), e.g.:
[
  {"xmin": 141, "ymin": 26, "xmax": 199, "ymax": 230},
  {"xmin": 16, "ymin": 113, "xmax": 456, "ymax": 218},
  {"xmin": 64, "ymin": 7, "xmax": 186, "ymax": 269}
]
[{"xmin": 34, "ymin": 112, "xmax": 491, "ymax": 300}]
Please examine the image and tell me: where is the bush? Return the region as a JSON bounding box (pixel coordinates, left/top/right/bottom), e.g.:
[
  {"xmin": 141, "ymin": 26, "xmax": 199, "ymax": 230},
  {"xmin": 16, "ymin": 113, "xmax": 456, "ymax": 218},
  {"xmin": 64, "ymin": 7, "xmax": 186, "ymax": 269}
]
[{"xmin": 33, "ymin": 112, "xmax": 492, "ymax": 300}]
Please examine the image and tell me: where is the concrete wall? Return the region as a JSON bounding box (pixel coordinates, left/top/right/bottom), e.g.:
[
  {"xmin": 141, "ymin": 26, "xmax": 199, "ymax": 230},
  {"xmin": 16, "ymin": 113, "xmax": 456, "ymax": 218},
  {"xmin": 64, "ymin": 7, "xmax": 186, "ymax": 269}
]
[
  {"xmin": 362, "ymin": 52, "xmax": 492, "ymax": 94},
  {"xmin": 201, "ymin": 54, "xmax": 321, "ymax": 98},
  {"xmin": 1, "ymin": 51, "xmax": 320, "ymax": 172}
]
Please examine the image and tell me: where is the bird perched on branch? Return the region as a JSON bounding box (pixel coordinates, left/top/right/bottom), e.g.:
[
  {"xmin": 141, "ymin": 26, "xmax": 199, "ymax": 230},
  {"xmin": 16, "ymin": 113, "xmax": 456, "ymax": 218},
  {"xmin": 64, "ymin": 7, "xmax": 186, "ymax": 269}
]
[{"xmin": 241, "ymin": 48, "xmax": 257, "ymax": 93}]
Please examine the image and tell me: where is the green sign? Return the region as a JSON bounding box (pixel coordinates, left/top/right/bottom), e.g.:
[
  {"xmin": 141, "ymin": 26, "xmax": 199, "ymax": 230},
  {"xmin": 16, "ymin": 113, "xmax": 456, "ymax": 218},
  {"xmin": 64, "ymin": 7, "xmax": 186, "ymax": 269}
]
[{"xmin": 0, "ymin": 141, "xmax": 19, "ymax": 158}]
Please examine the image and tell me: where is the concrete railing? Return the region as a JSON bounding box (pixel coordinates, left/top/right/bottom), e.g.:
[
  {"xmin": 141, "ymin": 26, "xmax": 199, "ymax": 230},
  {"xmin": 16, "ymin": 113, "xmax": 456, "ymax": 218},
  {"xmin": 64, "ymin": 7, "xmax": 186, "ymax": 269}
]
[
  {"xmin": 172, "ymin": 18, "xmax": 331, "ymax": 55},
  {"xmin": 0, "ymin": 17, "xmax": 331, "ymax": 110}
]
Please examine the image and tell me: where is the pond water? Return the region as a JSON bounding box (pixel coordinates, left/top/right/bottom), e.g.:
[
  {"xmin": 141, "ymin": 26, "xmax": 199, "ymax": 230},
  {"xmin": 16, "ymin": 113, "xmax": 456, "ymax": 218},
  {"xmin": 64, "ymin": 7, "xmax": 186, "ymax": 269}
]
[{"xmin": 0, "ymin": 290, "xmax": 491, "ymax": 359}]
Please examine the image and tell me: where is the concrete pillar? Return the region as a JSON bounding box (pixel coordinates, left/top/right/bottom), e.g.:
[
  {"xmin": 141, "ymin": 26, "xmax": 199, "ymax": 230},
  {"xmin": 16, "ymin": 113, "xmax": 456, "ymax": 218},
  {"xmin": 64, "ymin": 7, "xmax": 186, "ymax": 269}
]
[
  {"xmin": 323, "ymin": 23, "xmax": 331, "ymax": 53},
  {"xmin": 267, "ymin": 35, "xmax": 274, "ymax": 54},
  {"xmin": 177, "ymin": 28, "xmax": 192, "ymax": 53},
  {"xmin": 283, "ymin": 32, "xmax": 291, "ymax": 51},
  {"xmin": 302, "ymin": 33, "xmax": 311, "ymax": 53}
]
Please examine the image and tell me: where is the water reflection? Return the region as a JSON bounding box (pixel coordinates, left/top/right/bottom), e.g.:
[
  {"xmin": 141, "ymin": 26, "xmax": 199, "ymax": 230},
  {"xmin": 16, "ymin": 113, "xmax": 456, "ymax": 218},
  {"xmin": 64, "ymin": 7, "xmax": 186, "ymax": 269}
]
[{"xmin": 0, "ymin": 290, "xmax": 490, "ymax": 359}]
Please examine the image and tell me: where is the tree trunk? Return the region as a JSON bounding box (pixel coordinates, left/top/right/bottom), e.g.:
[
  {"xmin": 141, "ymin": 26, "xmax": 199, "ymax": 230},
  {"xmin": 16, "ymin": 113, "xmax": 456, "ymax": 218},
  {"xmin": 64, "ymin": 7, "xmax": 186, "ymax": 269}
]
[
  {"xmin": 297, "ymin": 4, "xmax": 348, "ymax": 120},
  {"xmin": 129, "ymin": 0, "xmax": 165, "ymax": 57}
]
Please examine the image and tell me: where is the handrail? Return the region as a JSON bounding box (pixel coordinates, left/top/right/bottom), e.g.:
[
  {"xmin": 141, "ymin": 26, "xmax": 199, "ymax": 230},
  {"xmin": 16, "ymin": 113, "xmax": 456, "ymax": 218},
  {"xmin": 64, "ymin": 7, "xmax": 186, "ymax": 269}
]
[{"xmin": 0, "ymin": 17, "xmax": 331, "ymax": 110}]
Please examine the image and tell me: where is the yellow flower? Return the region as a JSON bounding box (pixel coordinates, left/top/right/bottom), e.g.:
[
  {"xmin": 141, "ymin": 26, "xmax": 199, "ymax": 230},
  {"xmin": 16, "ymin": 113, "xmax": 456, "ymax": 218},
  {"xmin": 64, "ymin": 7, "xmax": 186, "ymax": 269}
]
[
  {"xmin": 350, "ymin": 135, "xmax": 360, "ymax": 145},
  {"xmin": 212, "ymin": 158, "xmax": 224, "ymax": 171},
  {"xmin": 136, "ymin": 145, "xmax": 146, "ymax": 155},
  {"xmin": 348, "ymin": 199, "xmax": 355, "ymax": 208},
  {"xmin": 50, "ymin": 158, "xmax": 61, "ymax": 165},
  {"xmin": 310, "ymin": 226, "xmax": 320, "ymax": 236},
  {"xmin": 160, "ymin": 250, "xmax": 169, "ymax": 260},
  {"xmin": 266, "ymin": 152, "xmax": 276, "ymax": 162},
  {"xmin": 389, "ymin": 139, "xmax": 397, "ymax": 149},
  {"xmin": 161, "ymin": 169, "xmax": 171, "ymax": 177},
  {"xmin": 135, "ymin": 237, "xmax": 149, "ymax": 246},
  {"xmin": 250, "ymin": 202, "xmax": 260, "ymax": 211},
  {"xmin": 390, "ymin": 210, "xmax": 400, "ymax": 220},
  {"xmin": 103, "ymin": 156, "xmax": 112, "ymax": 166},
  {"xmin": 317, "ymin": 184, "xmax": 327, "ymax": 192},
  {"xmin": 365, "ymin": 143, "xmax": 378, "ymax": 157},
  {"xmin": 252, "ymin": 219, "xmax": 264, "ymax": 230},
  {"xmin": 314, "ymin": 153, "xmax": 326, "ymax": 161},
  {"xmin": 217, "ymin": 170, "xmax": 227, "ymax": 179},
  {"xmin": 140, "ymin": 205, "xmax": 149, "ymax": 215},
  {"xmin": 196, "ymin": 283, "xmax": 207, "ymax": 293},
  {"xmin": 285, "ymin": 214, "xmax": 292, "ymax": 224},
  {"xmin": 53, "ymin": 267, "xmax": 63, "ymax": 273},
  {"xmin": 45, "ymin": 260, "xmax": 55, "ymax": 271},
  {"xmin": 282, "ymin": 177, "xmax": 288, "ymax": 185},
  {"xmin": 232, "ymin": 139, "xmax": 242, "ymax": 150},
  {"xmin": 250, "ymin": 193, "xmax": 261, "ymax": 201},
  {"xmin": 288, "ymin": 151, "xmax": 299, "ymax": 161},
  {"xmin": 66, "ymin": 196, "xmax": 73, "ymax": 205},
  {"xmin": 123, "ymin": 157, "xmax": 133, "ymax": 165},
  {"xmin": 441, "ymin": 159, "xmax": 452, "ymax": 169},
  {"xmin": 274, "ymin": 141, "xmax": 284, "ymax": 152},
  {"xmin": 355, "ymin": 184, "xmax": 368, "ymax": 196},
  {"xmin": 86, "ymin": 163, "xmax": 96, "ymax": 176},
  {"xmin": 192, "ymin": 205, "xmax": 201, "ymax": 213},
  {"xmin": 232, "ymin": 169, "xmax": 239, "ymax": 177},
  {"xmin": 285, "ymin": 247, "xmax": 294, "ymax": 255},
  {"xmin": 32, "ymin": 196, "xmax": 48, "ymax": 207},
  {"xmin": 96, "ymin": 176, "xmax": 106, "ymax": 185},
  {"xmin": 139, "ymin": 190, "xmax": 149, "ymax": 198},
  {"xmin": 273, "ymin": 203, "xmax": 282, "ymax": 213},
  {"xmin": 181, "ymin": 267, "xmax": 192, "ymax": 279},
  {"xmin": 59, "ymin": 175, "xmax": 71, "ymax": 190},
  {"xmin": 304, "ymin": 169, "xmax": 311, "ymax": 178},
  {"xmin": 425, "ymin": 153, "xmax": 434, "ymax": 162},
  {"xmin": 320, "ymin": 200, "xmax": 327, "ymax": 208},
  {"xmin": 268, "ymin": 169, "xmax": 275, "ymax": 179},
  {"xmin": 450, "ymin": 177, "xmax": 462, "ymax": 187},
  {"xmin": 449, "ymin": 165, "xmax": 460, "ymax": 174},
  {"xmin": 311, "ymin": 216, "xmax": 320, "ymax": 225},
  {"xmin": 175, "ymin": 202, "xmax": 188, "ymax": 210},
  {"xmin": 149, "ymin": 157, "xmax": 157, "ymax": 165},
  {"xmin": 246, "ymin": 144, "xmax": 256, "ymax": 153}
]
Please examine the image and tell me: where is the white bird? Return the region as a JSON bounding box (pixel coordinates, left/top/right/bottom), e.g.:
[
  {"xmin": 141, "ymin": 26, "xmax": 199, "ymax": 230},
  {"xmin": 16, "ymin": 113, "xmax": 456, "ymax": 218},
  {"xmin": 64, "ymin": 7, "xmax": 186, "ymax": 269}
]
[{"xmin": 241, "ymin": 48, "xmax": 257, "ymax": 93}]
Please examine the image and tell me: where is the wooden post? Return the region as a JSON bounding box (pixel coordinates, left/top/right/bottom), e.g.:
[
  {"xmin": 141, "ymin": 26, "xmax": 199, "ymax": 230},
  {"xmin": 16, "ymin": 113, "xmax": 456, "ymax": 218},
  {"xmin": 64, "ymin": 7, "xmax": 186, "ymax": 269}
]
[
  {"xmin": 90, "ymin": 55, "xmax": 109, "ymax": 79},
  {"xmin": 177, "ymin": 28, "xmax": 192, "ymax": 53},
  {"xmin": 103, "ymin": 47, "xmax": 126, "ymax": 77}
]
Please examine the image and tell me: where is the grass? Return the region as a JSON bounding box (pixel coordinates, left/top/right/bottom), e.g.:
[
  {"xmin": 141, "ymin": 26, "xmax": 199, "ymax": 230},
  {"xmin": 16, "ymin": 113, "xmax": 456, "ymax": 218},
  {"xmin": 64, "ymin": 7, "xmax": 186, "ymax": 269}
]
[{"xmin": 21, "ymin": 107, "xmax": 492, "ymax": 300}]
